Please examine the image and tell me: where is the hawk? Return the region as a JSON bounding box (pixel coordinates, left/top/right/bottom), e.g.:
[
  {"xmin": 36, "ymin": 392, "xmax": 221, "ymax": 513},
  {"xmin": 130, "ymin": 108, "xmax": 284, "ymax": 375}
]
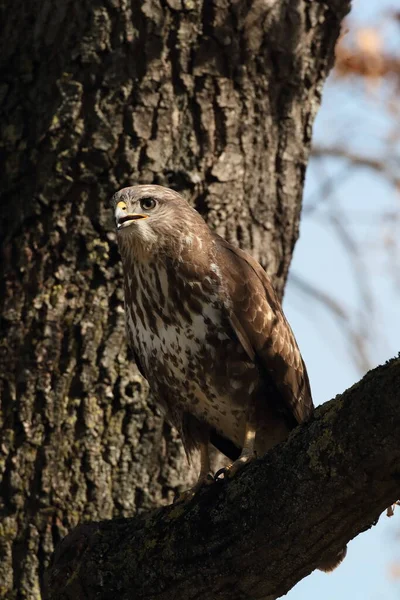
[{"xmin": 112, "ymin": 184, "xmax": 345, "ymax": 571}]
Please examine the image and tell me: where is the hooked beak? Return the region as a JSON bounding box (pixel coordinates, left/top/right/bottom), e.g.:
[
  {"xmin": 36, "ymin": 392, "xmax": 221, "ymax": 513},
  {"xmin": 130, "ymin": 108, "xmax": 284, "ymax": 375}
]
[
  {"xmin": 115, "ymin": 202, "xmax": 149, "ymax": 230},
  {"xmin": 117, "ymin": 214, "xmax": 149, "ymax": 229}
]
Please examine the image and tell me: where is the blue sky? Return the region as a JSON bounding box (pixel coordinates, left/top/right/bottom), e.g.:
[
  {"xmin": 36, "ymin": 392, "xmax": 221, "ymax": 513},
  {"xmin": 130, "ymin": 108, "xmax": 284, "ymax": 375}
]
[{"xmin": 283, "ymin": 0, "xmax": 400, "ymax": 597}]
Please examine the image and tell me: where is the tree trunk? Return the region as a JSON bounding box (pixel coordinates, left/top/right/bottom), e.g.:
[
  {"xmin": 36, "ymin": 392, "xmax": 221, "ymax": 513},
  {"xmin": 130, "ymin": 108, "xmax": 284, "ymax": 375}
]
[{"xmin": 0, "ymin": 1, "xmax": 350, "ymax": 598}]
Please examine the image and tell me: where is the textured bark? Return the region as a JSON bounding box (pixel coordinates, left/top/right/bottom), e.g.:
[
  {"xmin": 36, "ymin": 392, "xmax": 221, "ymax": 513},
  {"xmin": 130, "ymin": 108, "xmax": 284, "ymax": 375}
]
[
  {"xmin": 0, "ymin": 0, "xmax": 350, "ymax": 598},
  {"xmin": 46, "ymin": 357, "xmax": 400, "ymax": 599}
]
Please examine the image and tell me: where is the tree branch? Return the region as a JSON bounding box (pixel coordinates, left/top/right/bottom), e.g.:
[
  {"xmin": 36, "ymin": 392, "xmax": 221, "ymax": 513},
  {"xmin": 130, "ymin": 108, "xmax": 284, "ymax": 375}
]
[
  {"xmin": 311, "ymin": 145, "xmax": 400, "ymax": 189},
  {"xmin": 289, "ymin": 271, "xmax": 374, "ymax": 373},
  {"xmin": 46, "ymin": 356, "xmax": 400, "ymax": 600}
]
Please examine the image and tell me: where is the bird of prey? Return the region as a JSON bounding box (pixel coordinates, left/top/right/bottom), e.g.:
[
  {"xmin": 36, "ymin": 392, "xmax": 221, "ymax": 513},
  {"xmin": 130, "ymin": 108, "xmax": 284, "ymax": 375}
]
[
  {"xmin": 113, "ymin": 184, "xmax": 345, "ymax": 571},
  {"xmin": 113, "ymin": 183, "xmax": 312, "ymax": 472}
]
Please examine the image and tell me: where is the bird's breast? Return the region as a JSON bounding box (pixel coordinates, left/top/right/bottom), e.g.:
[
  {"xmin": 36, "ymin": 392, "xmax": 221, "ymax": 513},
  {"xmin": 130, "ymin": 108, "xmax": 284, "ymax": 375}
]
[{"xmin": 124, "ymin": 262, "xmax": 258, "ymax": 446}]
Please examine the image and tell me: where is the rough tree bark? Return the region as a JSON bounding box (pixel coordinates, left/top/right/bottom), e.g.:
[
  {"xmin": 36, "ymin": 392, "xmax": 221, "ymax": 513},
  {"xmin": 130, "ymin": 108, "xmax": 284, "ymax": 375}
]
[
  {"xmin": 46, "ymin": 357, "xmax": 400, "ymax": 599},
  {"xmin": 0, "ymin": 0, "xmax": 350, "ymax": 598}
]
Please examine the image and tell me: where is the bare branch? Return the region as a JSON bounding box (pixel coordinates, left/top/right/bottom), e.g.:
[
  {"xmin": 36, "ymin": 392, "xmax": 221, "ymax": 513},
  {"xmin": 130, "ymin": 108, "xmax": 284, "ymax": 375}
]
[
  {"xmin": 303, "ymin": 163, "xmax": 354, "ymax": 216},
  {"xmin": 289, "ymin": 272, "xmax": 373, "ymax": 372},
  {"xmin": 311, "ymin": 146, "xmax": 400, "ymax": 189}
]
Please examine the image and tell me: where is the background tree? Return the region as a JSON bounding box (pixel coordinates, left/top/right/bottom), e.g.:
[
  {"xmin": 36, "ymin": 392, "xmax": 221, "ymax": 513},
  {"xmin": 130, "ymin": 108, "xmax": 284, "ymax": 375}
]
[
  {"xmin": 10, "ymin": 0, "xmax": 400, "ymax": 598},
  {"xmin": 291, "ymin": 4, "xmax": 400, "ymax": 373},
  {"xmin": 285, "ymin": 3, "xmax": 400, "ymax": 598}
]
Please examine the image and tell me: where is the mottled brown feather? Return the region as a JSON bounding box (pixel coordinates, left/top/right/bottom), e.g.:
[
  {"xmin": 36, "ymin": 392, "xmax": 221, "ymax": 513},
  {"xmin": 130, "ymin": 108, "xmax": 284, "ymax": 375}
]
[{"xmin": 215, "ymin": 235, "xmax": 313, "ymax": 425}]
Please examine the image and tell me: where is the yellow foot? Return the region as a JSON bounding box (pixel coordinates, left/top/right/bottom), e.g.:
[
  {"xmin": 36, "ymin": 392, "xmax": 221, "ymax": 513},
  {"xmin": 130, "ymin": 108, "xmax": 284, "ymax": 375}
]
[
  {"xmin": 214, "ymin": 452, "xmax": 256, "ymax": 481},
  {"xmin": 174, "ymin": 473, "xmax": 214, "ymax": 503}
]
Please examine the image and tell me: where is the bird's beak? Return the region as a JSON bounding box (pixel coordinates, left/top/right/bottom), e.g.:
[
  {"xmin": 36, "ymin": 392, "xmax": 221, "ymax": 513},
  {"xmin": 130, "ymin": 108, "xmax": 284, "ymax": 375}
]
[{"xmin": 115, "ymin": 201, "xmax": 149, "ymax": 230}]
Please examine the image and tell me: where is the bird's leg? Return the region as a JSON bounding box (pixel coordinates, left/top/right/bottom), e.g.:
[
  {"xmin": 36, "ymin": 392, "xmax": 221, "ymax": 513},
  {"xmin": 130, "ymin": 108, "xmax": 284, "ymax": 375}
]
[
  {"xmin": 215, "ymin": 420, "xmax": 257, "ymax": 480},
  {"xmin": 194, "ymin": 439, "xmax": 214, "ymax": 488},
  {"xmin": 174, "ymin": 440, "xmax": 214, "ymax": 503},
  {"xmin": 231, "ymin": 422, "xmax": 257, "ymax": 474}
]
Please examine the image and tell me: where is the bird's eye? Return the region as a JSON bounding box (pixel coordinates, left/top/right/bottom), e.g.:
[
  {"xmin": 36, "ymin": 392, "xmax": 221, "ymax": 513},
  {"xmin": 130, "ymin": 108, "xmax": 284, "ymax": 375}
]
[{"xmin": 140, "ymin": 197, "xmax": 157, "ymax": 211}]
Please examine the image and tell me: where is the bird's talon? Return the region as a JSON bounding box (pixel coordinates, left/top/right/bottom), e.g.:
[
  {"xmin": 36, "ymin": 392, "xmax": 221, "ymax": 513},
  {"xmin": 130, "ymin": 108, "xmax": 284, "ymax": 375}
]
[
  {"xmin": 214, "ymin": 467, "xmax": 229, "ymax": 481},
  {"xmin": 174, "ymin": 473, "xmax": 216, "ymax": 502},
  {"xmin": 214, "ymin": 453, "xmax": 255, "ymax": 481}
]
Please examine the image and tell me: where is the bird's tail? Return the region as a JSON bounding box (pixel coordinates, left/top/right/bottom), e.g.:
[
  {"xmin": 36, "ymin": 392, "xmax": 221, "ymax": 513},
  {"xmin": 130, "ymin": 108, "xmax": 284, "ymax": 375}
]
[{"xmin": 318, "ymin": 545, "xmax": 347, "ymax": 572}]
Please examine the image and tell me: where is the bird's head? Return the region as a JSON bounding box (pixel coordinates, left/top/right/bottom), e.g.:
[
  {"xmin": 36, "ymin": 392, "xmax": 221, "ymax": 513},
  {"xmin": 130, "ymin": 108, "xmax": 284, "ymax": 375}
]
[{"xmin": 111, "ymin": 185, "xmax": 209, "ymax": 262}]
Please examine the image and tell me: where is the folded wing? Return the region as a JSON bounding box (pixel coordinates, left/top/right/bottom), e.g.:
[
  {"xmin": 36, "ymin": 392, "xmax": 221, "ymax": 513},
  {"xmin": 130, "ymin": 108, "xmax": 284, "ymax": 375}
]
[{"xmin": 216, "ymin": 236, "xmax": 313, "ymax": 426}]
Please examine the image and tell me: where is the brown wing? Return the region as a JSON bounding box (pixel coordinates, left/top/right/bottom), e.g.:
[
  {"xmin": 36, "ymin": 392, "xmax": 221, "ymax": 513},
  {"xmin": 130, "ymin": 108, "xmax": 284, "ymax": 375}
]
[
  {"xmin": 125, "ymin": 319, "xmax": 147, "ymax": 379},
  {"xmin": 216, "ymin": 236, "xmax": 313, "ymax": 425}
]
